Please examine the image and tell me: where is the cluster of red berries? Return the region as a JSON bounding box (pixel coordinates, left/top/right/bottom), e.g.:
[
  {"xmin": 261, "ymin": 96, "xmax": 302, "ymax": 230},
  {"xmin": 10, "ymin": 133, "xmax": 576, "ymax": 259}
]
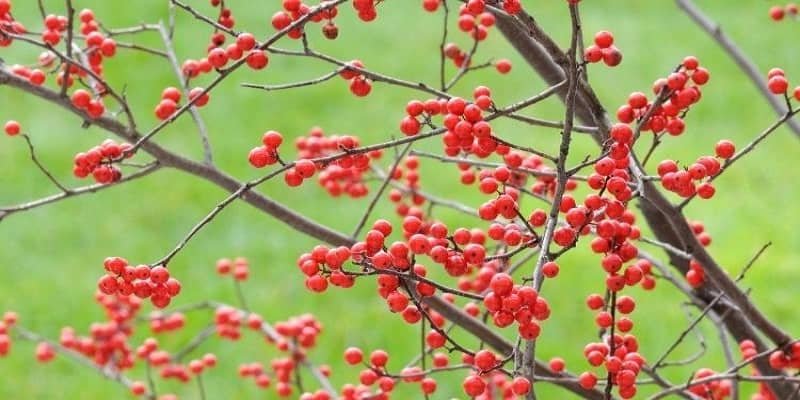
[
  {"xmin": 184, "ymin": 48, "xmax": 269, "ymax": 79},
  {"xmin": 272, "ymin": 0, "xmax": 340, "ymax": 39},
  {"xmin": 386, "ymin": 156, "xmax": 428, "ymax": 217},
  {"xmin": 182, "ymin": 25, "xmax": 268, "ymax": 78},
  {"xmin": 97, "ymin": 257, "xmax": 182, "ymax": 308},
  {"xmin": 154, "ymin": 86, "xmax": 210, "ymax": 120},
  {"xmin": 239, "ymin": 362, "xmax": 278, "ymax": 391},
  {"xmin": 455, "ymin": 1, "xmax": 496, "ymax": 41},
  {"xmin": 443, "ymin": 88, "xmax": 503, "ymax": 157},
  {"xmin": 402, "ymin": 88, "xmax": 503, "ymax": 159},
  {"xmin": 271, "ymin": 0, "xmax": 340, "ymax": 38},
  {"xmin": 678, "ymin": 221, "xmax": 711, "ymax": 287},
  {"xmin": 72, "ymin": 139, "xmax": 132, "ymax": 184},
  {"xmin": 215, "ymin": 306, "xmax": 255, "ymax": 340},
  {"xmin": 208, "ymin": 0, "xmax": 236, "ymax": 29},
  {"xmin": 379, "ymin": 217, "xmax": 486, "ymax": 278},
  {"xmin": 141, "ymin": 342, "xmax": 193, "ymax": 384},
  {"xmin": 4, "ymin": 7, "xmax": 119, "ymax": 120},
  {"xmin": 339, "ymin": 60, "xmax": 373, "ymax": 97},
  {"xmin": 206, "ymin": 31, "xmax": 270, "ymax": 71},
  {"xmin": 588, "ymin": 215, "xmax": 649, "ymax": 280},
  {"xmin": 235, "ymin": 314, "xmax": 325, "ymax": 398},
  {"xmin": 265, "ymin": 358, "xmax": 327, "ymax": 399},
  {"xmin": 477, "ymin": 189, "xmax": 524, "ymax": 224},
  {"xmin": 739, "ymin": 339, "xmax": 787, "ymax": 400},
  {"xmin": 133, "ymin": 324, "xmax": 214, "ymax": 398},
  {"xmin": 272, "ymin": 314, "xmax": 324, "ymax": 351},
  {"xmin": 617, "ymin": 56, "xmax": 710, "ymax": 135},
  {"xmin": 342, "ymin": 347, "xmax": 436, "ymax": 397},
  {"xmin": 292, "ymin": 127, "xmax": 381, "ymax": 197},
  {"xmin": 248, "ymin": 130, "xmax": 284, "ymax": 168},
  {"xmin": 581, "ymin": 201, "xmax": 648, "ymax": 293},
  {"xmin": 457, "ymin": 258, "xmax": 511, "ymax": 294},
  {"xmin": 272, "ymin": 0, "xmax": 340, "ymax": 40},
  {"xmin": 0, "ymin": 312, "xmax": 17, "ymax": 357},
  {"xmin": 468, "ymin": 153, "xmax": 571, "ymax": 201},
  {"xmin": 296, "ymin": 244, "xmax": 353, "ymax": 293},
  {"xmin": 656, "ymin": 157, "xmax": 716, "ymax": 199},
  {"xmin": 483, "ymin": 273, "xmax": 549, "ymax": 338},
  {"xmin": 215, "ymin": 257, "xmax": 251, "ymax": 281},
  {"xmin": 153, "ymin": 351, "xmax": 216, "ymax": 386},
  {"xmin": 592, "ymin": 295, "xmax": 636, "ymax": 332},
  {"xmin": 5, "ymin": 63, "xmax": 46, "ymax": 86},
  {"xmin": 579, "ymin": 334, "xmax": 645, "ymax": 398},
  {"xmin": 39, "ymin": 13, "xmax": 68, "ymax": 46},
  {"xmin": 655, "ymin": 138, "xmax": 735, "ymax": 199},
  {"xmin": 0, "ymin": 0, "xmax": 25, "ymax": 47},
  {"xmin": 59, "ymin": 293, "xmax": 141, "ymax": 369},
  {"xmin": 69, "ymin": 88, "xmax": 107, "ymax": 119},
  {"xmin": 442, "ymin": 42, "xmax": 492, "ymax": 70},
  {"xmin": 766, "ymin": 68, "xmax": 800, "ymax": 100},
  {"xmin": 585, "ymin": 30, "xmax": 623, "ymax": 67},
  {"xmin": 44, "ymin": 10, "xmax": 118, "ymax": 89},
  {"xmin": 687, "ymin": 368, "xmax": 732, "ymax": 399},
  {"xmin": 769, "ymin": 3, "xmax": 799, "ymax": 21},
  {"xmin": 79, "ymin": 12, "xmax": 118, "ymax": 63},
  {"xmin": 148, "ymin": 312, "xmax": 186, "ymax": 334},
  {"xmin": 351, "ymin": 0, "xmax": 379, "ymax": 22},
  {"xmin": 767, "ymin": 340, "xmax": 800, "ymax": 370},
  {"xmin": 462, "ymin": 369, "xmax": 532, "ymax": 398}
]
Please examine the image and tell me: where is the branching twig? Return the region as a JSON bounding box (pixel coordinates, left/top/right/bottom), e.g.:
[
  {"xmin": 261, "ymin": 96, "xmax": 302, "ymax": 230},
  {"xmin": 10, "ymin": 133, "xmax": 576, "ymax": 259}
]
[{"xmin": 157, "ymin": 22, "xmax": 214, "ymax": 166}]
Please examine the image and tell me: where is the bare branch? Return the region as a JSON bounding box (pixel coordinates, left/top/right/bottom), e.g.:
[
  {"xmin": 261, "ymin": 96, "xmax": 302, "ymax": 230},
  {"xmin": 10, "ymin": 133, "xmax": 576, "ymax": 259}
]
[
  {"xmin": 0, "ymin": 162, "xmax": 161, "ymax": 221},
  {"xmin": 19, "ymin": 134, "xmax": 70, "ymax": 192}
]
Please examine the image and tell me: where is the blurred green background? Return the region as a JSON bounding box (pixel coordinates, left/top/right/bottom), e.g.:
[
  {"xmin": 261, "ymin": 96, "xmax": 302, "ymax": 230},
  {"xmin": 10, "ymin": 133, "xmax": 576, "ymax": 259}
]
[{"xmin": 1, "ymin": 0, "xmax": 799, "ymax": 398}]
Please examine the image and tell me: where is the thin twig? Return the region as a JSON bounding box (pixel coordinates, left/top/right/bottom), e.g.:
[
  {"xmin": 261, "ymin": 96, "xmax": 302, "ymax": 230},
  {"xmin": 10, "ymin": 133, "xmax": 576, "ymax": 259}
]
[
  {"xmin": 678, "ymin": 109, "xmax": 800, "ymax": 208},
  {"xmin": 0, "ymin": 162, "xmax": 161, "ymax": 221},
  {"xmin": 242, "ymin": 70, "xmax": 341, "ymax": 92},
  {"xmin": 352, "ymin": 143, "xmax": 412, "ymax": 238},
  {"xmin": 20, "ymin": 134, "xmax": 70, "ymax": 192},
  {"xmin": 59, "ymin": 0, "xmax": 75, "ymax": 97},
  {"xmin": 157, "ymin": 22, "xmax": 214, "ymax": 166}
]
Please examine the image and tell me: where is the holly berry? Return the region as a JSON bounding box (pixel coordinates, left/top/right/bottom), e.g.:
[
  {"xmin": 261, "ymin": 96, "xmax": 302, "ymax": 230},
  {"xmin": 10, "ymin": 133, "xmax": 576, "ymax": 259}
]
[{"xmin": 4, "ymin": 120, "xmax": 20, "ymax": 136}]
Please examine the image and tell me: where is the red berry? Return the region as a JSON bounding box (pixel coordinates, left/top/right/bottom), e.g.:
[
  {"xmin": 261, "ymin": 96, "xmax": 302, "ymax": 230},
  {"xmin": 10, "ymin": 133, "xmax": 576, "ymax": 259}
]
[
  {"xmin": 130, "ymin": 381, "xmax": 147, "ymax": 396},
  {"xmin": 489, "ymin": 273, "xmax": 513, "ymax": 296},
  {"xmin": 370, "ymin": 349, "xmax": 389, "ymax": 367},
  {"xmin": 344, "ymin": 347, "xmax": 363, "ymax": 365},
  {"xmin": 473, "ymin": 349, "xmax": 496, "ymax": 370},
  {"xmin": 594, "ymin": 30, "xmax": 614, "ymax": 48},
  {"xmin": 768, "ymin": 75, "xmax": 788, "ymax": 94},
  {"xmin": 770, "ymin": 5, "xmax": 785, "ymax": 21},
  {"xmin": 463, "ymin": 375, "xmax": 486, "ymax": 396},
  {"xmin": 715, "ymin": 140, "xmax": 735, "ymax": 159},
  {"xmin": 295, "ymin": 159, "xmax": 316, "ymax": 178},
  {"xmin": 4, "ymin": 120, "xmax": 20, "ymax": 136},
  {"xmin": 495, "ymin": 59, "xmax": 512, "ymax": 74},
  {"xmin": 236, "ymin": 33, "xmax": 256, "ymax": 51},
  {"xmin": 246, "ymin": 51, "xmax": 269, "ymax": 70},
  {"xmin": 578, "ymin": 371, "xmax": 598, "ymax": 389},
  {"xmin": 697, "ymin": 183, "xmax": 715, "ymax": 199},
  {"xmin": 150, "ymin": 266, "xmax": 170, "ymax": 284},
  {"xmin": 511, "ymin": 376, "xmax": 531, "ymax": 395}
]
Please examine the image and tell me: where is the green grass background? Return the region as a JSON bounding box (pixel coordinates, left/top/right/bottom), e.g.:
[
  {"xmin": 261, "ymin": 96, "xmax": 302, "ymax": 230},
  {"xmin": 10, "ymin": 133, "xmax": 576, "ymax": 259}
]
[{"xmin": 1, "ymin": 0, "xmax": 799, "ymax": 398}]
